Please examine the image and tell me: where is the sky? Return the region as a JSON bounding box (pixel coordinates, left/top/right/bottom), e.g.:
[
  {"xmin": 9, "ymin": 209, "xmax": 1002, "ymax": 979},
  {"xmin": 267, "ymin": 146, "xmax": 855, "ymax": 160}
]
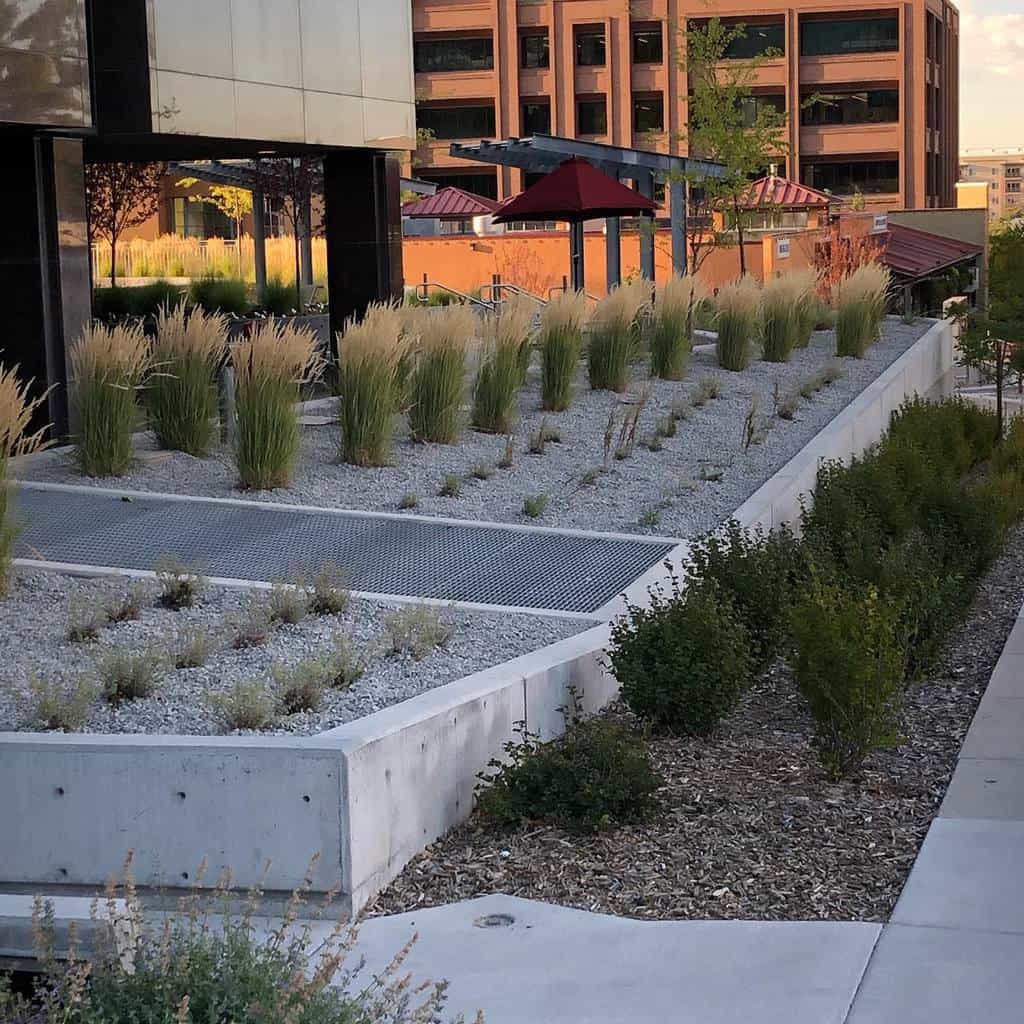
[{"xmin": 957, "ymin": 0, "xmax": 1024, "ymax": 151}]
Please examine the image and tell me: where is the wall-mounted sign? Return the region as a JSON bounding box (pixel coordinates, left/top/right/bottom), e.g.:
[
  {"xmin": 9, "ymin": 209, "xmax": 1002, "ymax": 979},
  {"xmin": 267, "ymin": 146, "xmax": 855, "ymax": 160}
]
[
  {"xmin": 872, "ymin": 213, "xmax": 889, "ymax": 233},
  {"xmin": 776, "ymin": 237, "xmax": 791, "ymax": 259}
]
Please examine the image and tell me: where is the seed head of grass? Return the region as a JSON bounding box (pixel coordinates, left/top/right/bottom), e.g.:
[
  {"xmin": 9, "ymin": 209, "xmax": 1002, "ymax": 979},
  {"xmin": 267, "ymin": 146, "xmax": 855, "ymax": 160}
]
[
  {"xmin": 472, "ymin": 299, "xmax": 534, "ymax": 434},
  {"xmin": 649, "ymin": 274, "xmax": 706, "ymax": 380},
  {"xmin": 588, "ymin": 280, "xmax": 650, "ymax": 392},
  {"xmin": 155, "ymin": 556, "xmax": 204, "ymax": 610},
  {"xmin": 539, "ymin": 290, "xmax": 588, "ymax": 411},
  {"xmin": 835, "ymin": 263, "xmax": 890, "ymax": 358},
  {"xmin": 759, "ymin": 274, "xmax": 805, "ymax": 363},
  {"xmin": 714, "ymin": 277, "xmax": 760, "ymax": 372}
]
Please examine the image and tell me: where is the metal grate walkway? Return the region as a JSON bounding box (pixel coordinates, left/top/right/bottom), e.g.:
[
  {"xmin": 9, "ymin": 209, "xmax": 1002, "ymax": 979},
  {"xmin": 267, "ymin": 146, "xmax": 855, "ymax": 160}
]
[{"xmin": 11, "ymin": 485, "xmax": 675, "ymax": 615}]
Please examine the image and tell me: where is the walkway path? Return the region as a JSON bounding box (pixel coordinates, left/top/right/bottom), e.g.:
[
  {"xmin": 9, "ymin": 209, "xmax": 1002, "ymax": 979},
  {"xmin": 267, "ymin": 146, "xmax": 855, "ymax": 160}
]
[{"xmin": 10, "ymin": 482, "xmax": 674, "ymax": 616}]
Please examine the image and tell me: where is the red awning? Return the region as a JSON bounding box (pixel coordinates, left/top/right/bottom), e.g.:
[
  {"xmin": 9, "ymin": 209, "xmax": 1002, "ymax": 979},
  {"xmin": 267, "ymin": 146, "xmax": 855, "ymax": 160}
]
[
  {"xmin": 492, "ymin": 157, "xmax": 658, "ymax": 224},
  {"xmin": 882, "ymin": 223, "xmax": 983, "ymax": 278},
  {"xmin": 401, "ymin": 186, "xmax": 501, "ymax": 220},
  {"xmin": 739, "ymin": 175, "xmax": 832, "ymax": 208}
]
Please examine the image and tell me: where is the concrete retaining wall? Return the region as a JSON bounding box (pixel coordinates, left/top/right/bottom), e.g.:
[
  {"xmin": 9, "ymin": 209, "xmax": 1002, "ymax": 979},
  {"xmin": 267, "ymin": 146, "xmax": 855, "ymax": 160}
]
[{"xmin": 0, "ymin": 318, "xmax": 953, "ymax": 914}]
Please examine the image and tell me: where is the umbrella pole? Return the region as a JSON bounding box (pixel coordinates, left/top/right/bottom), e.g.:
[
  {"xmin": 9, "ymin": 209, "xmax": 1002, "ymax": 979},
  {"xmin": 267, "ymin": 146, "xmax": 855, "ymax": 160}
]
[{"xmin": 570, "ymin": 222, "xmax": 586, "ymax": 293}]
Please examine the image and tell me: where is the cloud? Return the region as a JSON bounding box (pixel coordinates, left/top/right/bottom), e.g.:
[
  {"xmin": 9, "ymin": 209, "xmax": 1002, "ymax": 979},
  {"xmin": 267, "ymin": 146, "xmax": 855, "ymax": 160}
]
[{"xmin": 960, "ymin": 8, "xmax": 1024, "ymax": 77}]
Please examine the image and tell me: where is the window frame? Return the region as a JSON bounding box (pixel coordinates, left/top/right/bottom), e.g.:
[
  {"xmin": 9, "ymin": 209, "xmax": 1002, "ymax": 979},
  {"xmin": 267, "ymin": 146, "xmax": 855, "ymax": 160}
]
[
  {"xmin": 800, "ymin": 87, "xmax": 900, "ymax": 127},
  {"xmin": 632, "ymin": 93, "xmax": 665, "ymax": 133},
  {"xmin": 799, "ymin": 15, "xmax": 900, "ymax": 58},
  {"xmin": 631, "ymin": 24, "xmax": 663, "ymax": 65},
  {"xmin": 520, "ymin": 32, "xmax": 550, "ymax": 69},
  {"xmin": 413, "ymin": 35, "xmax": 495, "ymax": 74},
  {"xmin": 415, "ymin": 103, "xmax": 497, "ymax": 141},
  {"xmin": 576, "ymin": 96, "xmax": 608, "ymax": 135},
  {"xmin": 574, "ymin": 27, "xmax": 607, "ymax": 67},
  {"xmin": 521, "ymin": 99, "xmax": 552, "ymax": 136}
]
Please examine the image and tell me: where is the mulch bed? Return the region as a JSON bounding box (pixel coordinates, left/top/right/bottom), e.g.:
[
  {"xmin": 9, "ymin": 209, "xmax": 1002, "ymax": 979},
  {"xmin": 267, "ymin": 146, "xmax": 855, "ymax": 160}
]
[{"xmin": 368, "ymin": 523, "xmax": 1024, "ymax": 923}]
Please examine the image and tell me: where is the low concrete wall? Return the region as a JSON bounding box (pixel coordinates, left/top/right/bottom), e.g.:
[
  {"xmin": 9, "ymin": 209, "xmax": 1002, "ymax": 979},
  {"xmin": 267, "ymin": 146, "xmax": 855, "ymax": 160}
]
[{"xmin": 0, "ymin": 318, "xmax": 953, "ymax": 914}]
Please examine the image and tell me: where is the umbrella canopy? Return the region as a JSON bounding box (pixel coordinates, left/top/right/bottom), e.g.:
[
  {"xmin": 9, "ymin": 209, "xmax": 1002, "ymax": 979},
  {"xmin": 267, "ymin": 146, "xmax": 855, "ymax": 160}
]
[
  {"xmin": 492, "ymin": 157, "xmax": 658, "ymax": 224},
  {"xmin": 402, "ymin": 186, "xmax": 501, "ymax": 220}
]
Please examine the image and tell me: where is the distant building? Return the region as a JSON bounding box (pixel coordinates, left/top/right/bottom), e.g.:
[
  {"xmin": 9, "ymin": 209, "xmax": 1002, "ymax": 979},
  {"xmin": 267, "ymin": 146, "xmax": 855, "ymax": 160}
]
[{"xmin": 958, "ymin": 149, "xmax": 1024, "ymax": 223}]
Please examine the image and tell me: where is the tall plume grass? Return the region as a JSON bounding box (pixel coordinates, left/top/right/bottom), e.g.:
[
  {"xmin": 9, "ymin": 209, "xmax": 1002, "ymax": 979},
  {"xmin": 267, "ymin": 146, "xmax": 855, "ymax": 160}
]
[
  {"xmin": 70, "ymin": 322, "xmax": 149, "ymax": 476},
  {"xmin": 714, "ymin": 277, "xmax": 760, "ymax": 372},
  {"xmin": 588, "ymin": 280, "xmax": 650, "ymax": 392},
  {"xmin": 406, "ymin": 304, "xmax": 476, "ymax": 443},
  {"xmin": 148, "ymin": 304, "xmax": 228, "ymax": 456},
  {"xmin": 1, "ymin": 361, "xmax": 50, "ymax": 596},
  {"xmin": 538, "ymin": 290, "xmax": 588, "ymax": 411},
  {"xmin": 649, "ymin": 274, "xmax": 707, "ymax": 380},
  {"xmin": 836, "ymin": 262, "xmax": 891, "ymax": 358},
  {"xmin": 759, "ymin": 274, "xmax": 805, "ymax": 363},
  {"xmin": 472, "ymin": 297, "xmax": 536, "ymax": 433},
  {"xmin": 335, "ymin": 303, "xmax": 406, "ymax": 465},
  {"xmin": 230, "ymin": 318, "xmax": 323, "ymax": 488},
  {"xmin": 785, "ymin": 268, "xmax": 826, "ymax": 348}
]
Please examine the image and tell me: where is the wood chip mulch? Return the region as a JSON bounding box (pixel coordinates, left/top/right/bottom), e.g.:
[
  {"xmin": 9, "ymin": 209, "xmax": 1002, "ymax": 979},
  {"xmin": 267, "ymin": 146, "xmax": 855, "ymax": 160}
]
[{"xmin": 368, "ymin": 524, "xmax": 1024, "ymax": 923}]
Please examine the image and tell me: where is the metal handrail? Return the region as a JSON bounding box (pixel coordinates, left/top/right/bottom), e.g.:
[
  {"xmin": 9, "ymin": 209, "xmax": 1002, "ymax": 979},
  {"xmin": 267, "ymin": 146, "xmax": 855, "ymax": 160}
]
[
  {"xmin": 479, "ymin": 282, "xmax": 547, "ymax": 307},
  {"xmin": 413, "ymin": 278, "xmax": 496, "ymax": 313}
]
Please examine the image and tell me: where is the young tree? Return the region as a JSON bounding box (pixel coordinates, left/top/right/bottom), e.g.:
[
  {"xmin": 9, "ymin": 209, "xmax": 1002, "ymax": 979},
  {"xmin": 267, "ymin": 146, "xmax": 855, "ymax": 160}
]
[
  {"xmin": 175, "ymin": 179, "xmax": 254, "ymax": 276},
  {"xmin": 678, "ymin": 18, "xmax": 790, "ymax": 276},
  {"xmin": 812, "ymin": 220, "xmax": 887, "ymax": 302},
  {"xmin": 85, "ymin": 161, "xmax": 167, "ymax": 286}
]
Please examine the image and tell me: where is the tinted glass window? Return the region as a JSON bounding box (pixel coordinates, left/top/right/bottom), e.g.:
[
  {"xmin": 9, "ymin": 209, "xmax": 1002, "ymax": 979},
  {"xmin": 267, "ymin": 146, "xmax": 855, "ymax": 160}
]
[
  {"xmin": 803, "ymin": 159, "xmax": 899, "ymax": 194},
  {"xmin": 521, "ymin": 33, "xmax": 549, "ymax": 68},
  {"xmin": 739, "ymin": 93, "xmax": 786, "ymax": 127},
  {"xmin": 577, "ymin": 98, "xmax": 607, "ymax": 134},
  {"xmin": 414, "ymin": 37, "xmax": 493, "ymax": 72},
  {"xmin": 724, "ymin": 22, "xmax": 785, "ymax": 58},
  {"xmin": 801, "ymin": 89, "xmax": 899, "ymax": 126},
  {"xmin": 633, "ymin": 95, "xmax": 664, "ymax": 132},
  {"xmin": 521, "ymin": 101, "xmax": 551, "ymax": 135},
  {"xmin": 576, "ymin": 30, "xmax": 606, "ymax": 66},
  {"xmin": 417, "ymin": 104, "xmax": 496, "ymax": 140},
  {"xmin": 800, "ymin": 17, "xmax": 899, "ymax": 57},
  {"xmin": 632, "ymin": 27, "xmax": 663, "ymax": 63}
]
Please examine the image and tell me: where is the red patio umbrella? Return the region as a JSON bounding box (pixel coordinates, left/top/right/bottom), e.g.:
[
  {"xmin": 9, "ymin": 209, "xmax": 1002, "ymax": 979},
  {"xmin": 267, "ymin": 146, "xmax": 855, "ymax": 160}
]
[{"xmin": 492, "ymin": 157, "xmax": 657, "ymax": 291}]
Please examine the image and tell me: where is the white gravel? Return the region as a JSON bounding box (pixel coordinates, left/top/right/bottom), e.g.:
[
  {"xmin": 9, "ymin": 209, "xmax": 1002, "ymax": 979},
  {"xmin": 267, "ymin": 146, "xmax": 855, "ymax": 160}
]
[
  {"xmin": 16, "ymin": 318, "xmax": 932, "ymax": 538},
  {"xmin": 0, "ymin": 571, "xmax": 584, "ymax": 736}
]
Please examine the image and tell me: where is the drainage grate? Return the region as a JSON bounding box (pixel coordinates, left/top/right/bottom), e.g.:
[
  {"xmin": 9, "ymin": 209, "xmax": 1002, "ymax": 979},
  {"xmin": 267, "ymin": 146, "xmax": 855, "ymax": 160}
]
[{"xmin": 11, "ymin": 487, "xmax": 675, "ymax": 615}]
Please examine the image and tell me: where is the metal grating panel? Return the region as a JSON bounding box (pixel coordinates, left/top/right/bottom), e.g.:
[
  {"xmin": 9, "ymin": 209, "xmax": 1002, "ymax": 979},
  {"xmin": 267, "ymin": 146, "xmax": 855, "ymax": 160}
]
[{"xmin": 11, "ymin": 487, "xmax": 675, "ymax": 615}]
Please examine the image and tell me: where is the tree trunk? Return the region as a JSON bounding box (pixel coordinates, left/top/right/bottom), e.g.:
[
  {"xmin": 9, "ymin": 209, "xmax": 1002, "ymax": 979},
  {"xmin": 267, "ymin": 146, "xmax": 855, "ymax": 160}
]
[
  {"xmin": 996, "ymin": 340, "xmax": 1005, "ymax": 444},
  {"xmin": 293, "ymin": 230, "xmax": 301, "ymax": 311},
  {"xmin": 110, "ymin": 235, "xmax": 117, "ymax": 287},
  {"xmin": 734, "ymin": 199, "xmax": 747, "ymax": 277}
]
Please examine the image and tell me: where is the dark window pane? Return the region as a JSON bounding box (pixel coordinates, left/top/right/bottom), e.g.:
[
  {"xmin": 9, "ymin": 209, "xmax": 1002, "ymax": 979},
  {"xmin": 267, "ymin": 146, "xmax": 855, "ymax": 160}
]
[
  {"xmin": 633, "ymin": 94, "xmax": 664, "ymax": 132},
  {"xmin": 632, "ymin": 27, "xmax": 663, "ymax": 64},
  {"xmin": 801, "ymin": 89, "xmax": 899, "ymax": 126},
  {"xmin": 416, "ymin": 104, "xmax": 496, "ymax": 140},
  {"xmin": 725, "ymin": 22, "xmax": 785, "ymax": 58},
  {"xmin": 800, "ymin": 17, "xmax": 899, "ymax": 57},
  {"xmin": 577, "ymin": 98, "xmax": 607, "ymax": 134},
  {"xmin": 414, "ymin": 37, "xmax": 494, "ymax": 73},
  {"xmin": 415, "ymin": 172, "xmax": 498, "ymax": 200},
  {"xmin": 521, "ymin": 33, "xmax": 550, "ymax": 69},
  {"xmin": 802, "ymin": 159, "xmax": 899, "ymax": 194},
  {"xmin": 521, "ymin": 101, "xmax": 551, "ymax": 135},
  {"xmin": 739, "ymin": 93, "xmax": 786, "ymax": 127},
  {"xmin": 575, "ymin": 30, "xmax": 606, "ymax": 67}
]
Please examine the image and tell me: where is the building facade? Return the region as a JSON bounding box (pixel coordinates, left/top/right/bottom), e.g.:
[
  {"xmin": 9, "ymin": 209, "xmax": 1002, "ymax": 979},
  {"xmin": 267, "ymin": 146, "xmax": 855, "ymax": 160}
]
[
  {"xmin": 1, "ymin": 0, "xmax": 416, "ymax": 433},
  {"xmin": 959, "ymin": 149, "xmax": 1024, "ymax": 224},
  {"xmin": 411, "ymin": 0, "xmax": 959, "ymax": 211}
]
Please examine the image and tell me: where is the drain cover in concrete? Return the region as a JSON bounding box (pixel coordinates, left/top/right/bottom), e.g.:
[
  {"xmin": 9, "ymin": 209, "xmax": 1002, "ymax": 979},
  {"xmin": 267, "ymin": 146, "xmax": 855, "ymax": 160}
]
[{"xmin": 11, "ymin": 487, "xmax": 674, "ymax": 614}]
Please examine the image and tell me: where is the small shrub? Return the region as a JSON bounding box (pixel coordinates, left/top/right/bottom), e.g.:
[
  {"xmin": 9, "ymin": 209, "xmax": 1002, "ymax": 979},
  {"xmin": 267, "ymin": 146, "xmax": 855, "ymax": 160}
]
[
  {"xmin": 777, "ymin": 390, "xmax": 799, "ymax": 420},
  {"xmin": 70, "ymin": 321, "xmax": 149, "ymax": 476},
  {"xmin": 715, "ymin": 277, "xmax": 759, "ymax": 372},
  {"xmin": 656, "ymin": 413, "xmax": 677, "ymax": 438},
  {"xmin": 28, "ymin": 673, "xmax": 96, "ymax": 731},
  {"xmin": 581, "ymin": 467, "xmax": 601, "ymax": 486},
  {"xmin": 644, "ymin": 433, "xmax": 664, "ymax": 453},
  {"xmin": 821, "ymin": 359, "xmax": 844, "ymax": 385},
  {"xmin": 174, "ymin": 626, "xmax": 217, "ymax": 668},
  {"xmin": 539, "ymin": 290, "xmax": 588, "ymax": 411},
  {"xmin": 398, "ymin": 491, "xmax": 419, "ymax": 509},
  {"xmin": 789, "ymin": 580, "xmax": 905, "ymax": 779},
  {"xmin": 789, "ymin": 269, "xmax": 824, "ymax": 348},
  {"xmin": 93, "ymin": 281, "xmax": 186, "ymax": 320},
  {"xmin": 522, "ymin": 493, "xmax": 549, "ymax": 518},
  {"xmin": 98, "ymin": 647, "xmax": 165, "ymax": 706},
  {"xmin": 210, "ymin": 677, "xmax": 277, "ymax": 731},
  {"xmin": 149, "ymin": 304, "xmax": 228, "ymax": 456},
  {"xmin": 439, "ymin": 473, "xmax": 461, "ymax": 498},
  {"xmin": 472, "ymin": 298, "xmax": 534, "ymax": 433},
  {"xmin": 258, "ymin": 276, "xmax": 295, "ymax": 315},
  {"xmin": 799, "ymin": 373, "xmax": 824, "ymax": 399},
  {"xmin": 231, "ymin": 318, "xmax": 323, "ymax": 489},
  {"xmin": 67, "ymin": 596, "xmax": 108, "ymax": 642},
  {"xmin": 406, "ymin": 304, "xmax": 475, "ymax": 443},
  {"xmin": 528, "ymin": 417, "xmax": 559, "ymax": 455},
  {"xmin": 187, "ymin": 274, "xmax": 250, "ymax": 316},
  {"xmin": 385, "ymin": 603, "xmax": 453, "ymax": 659},
  {"xmin": 470, "ymin": 461, "xmax": 494, "ymax": 480},
  {"xmin": 671, "ymin": 397, "xmax": 692, "ymax": 421},
  {"xmin": 268, "ymin": 583, "xmax": 307, "ymax": 625},
  {"xmin": 497, "ymin": 434, "xmax": 515, "ymax": 469},
  {"xmin": 304, "ymin": 562, "xmax": 350, "ymax": 615},
  {"xmin": 609, "ymin": 577, "xmax": 752, "ymax": 734},
  {"xmin": 156, "ymin": 556, "xmax": 203, "ymax": 609},
  {"xmin": 273, "ymin": 659, "xmax": 327, "ymax": 714},
  {"xmin": 649, "ymin": 274, "xmax": 705, "ymax": 380},
  {"xmin": 476, "ymin": 710, "xmax": 662, "ymax": 834},
  {"xmin": 693, "ymin": 375, "xmax": 721, "ymax": 406},
  {"xmin": 325, "ymin": 632, "xmax": 367, "ymax": 689},
  {"xmin": 588, "ymin": 280, "xmax": 649, "ymax": 392},
  {"xmin": 759, "ymin": 274, "xmax": 803, "ymax": 363},
  {"xmin": 638, "ymin": 507, "xmax": 660, "ymax": 526},
  {"xmin": 231, "ymin": 596, "xmax": 275, "ymax": 649},
  {"xmin": 104, "ymin": 581, "xmax": 149, "ymax": 623},
  {"xmin": 835, "ymin": 263, "xmax": 890, "ymax": 358}
]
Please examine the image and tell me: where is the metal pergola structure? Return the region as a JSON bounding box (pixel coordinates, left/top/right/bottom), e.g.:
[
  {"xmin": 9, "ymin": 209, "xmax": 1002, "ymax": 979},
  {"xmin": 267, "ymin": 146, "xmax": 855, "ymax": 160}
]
[{"xmin": 449, "ymin": 134, "xmax": 726, "ymax": 288}]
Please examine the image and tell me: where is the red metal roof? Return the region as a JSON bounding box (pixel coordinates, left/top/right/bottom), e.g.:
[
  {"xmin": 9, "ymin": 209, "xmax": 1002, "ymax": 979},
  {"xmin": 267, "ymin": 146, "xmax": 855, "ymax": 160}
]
[
  {"xmin": 492, "ymin": 157, "xmax": 658, "ymax": 224},
  {"xmin": 401, "ymin": 186, "xmax": 501, "ymax": 220},
  {"xmin": 740, "ymin": 175, "xmax": 833, "ymax": 208},
  {"xmin": 882, "ymin": 223, "xmax": 983, "ymax": 278}
]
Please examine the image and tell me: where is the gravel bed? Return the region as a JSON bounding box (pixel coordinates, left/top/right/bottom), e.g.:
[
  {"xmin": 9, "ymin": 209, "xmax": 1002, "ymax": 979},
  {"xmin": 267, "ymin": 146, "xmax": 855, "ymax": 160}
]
[
  {"xmin": 368, "ymin": 521, "xmax": 1024, "ymax": 923},
  {"xmin": 16, "ymin": 319, "xmax": 931, "ymax": 537},
  {"xmin": 0, "ymin": 570, "xmax": 584, "ymax": 736}
]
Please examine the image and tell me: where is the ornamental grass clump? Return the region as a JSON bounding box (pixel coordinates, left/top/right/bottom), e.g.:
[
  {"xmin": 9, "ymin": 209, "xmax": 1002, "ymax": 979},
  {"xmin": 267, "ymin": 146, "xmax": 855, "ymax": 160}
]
[
  {"xmin": 587, "ymin": 279, "xmax": 650, "ymax": 392},
  {"xmin": 789, "ymin": 268, "xmax": 826, "ymax": 348},
  {"xmin": 0, "ymin": 360, "xmax": 50, "ymax": 596},
  {"xmin": 649, "ymin": 274, "xmax": 706, "ymax": 380},
  {"xmin": 538, "ymin": 289, "xmax": 588, "ymax": 411},
  {"xmin": 835, "ymin": 262, "xmax": 890, "ymax": 358},
  {"xmin": 759, "ymin": 274, "xmax": 804, "ymax": 363},
  {"xmin": 335, "ymin": 303, "xmax": 405, "ymax": 466},
  {"xmin": 70, "ymin": 321, "xmax": 149, "ymax": 476},
  {"xmin": 230, "ymin": 317, "xmax": 323, "ymax": 489},
  {"xmin": 472, "ymin": 297, "xmax": 535, "ymax": 434},
  {"xmin": 148, "ymin": 303, "xmax": 228, "ymax": 456},
  {"xmin": 406, "ymin": 304, "xmax": 476, "ymax": 443},
  {"xmin": 714, "ymin": 277, "xmax": 760, "ymax": 371}
]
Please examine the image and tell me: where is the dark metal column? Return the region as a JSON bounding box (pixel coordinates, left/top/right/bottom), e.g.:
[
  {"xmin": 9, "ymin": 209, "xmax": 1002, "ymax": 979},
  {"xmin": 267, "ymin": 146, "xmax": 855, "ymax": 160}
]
[
  {"xmin": 570, "ymin": 221, "xmax": 586, "ymax": 292},
  {"xmin": 637, "ymin": 171, "xmax": 655, "ymax": 281},
  {"xmin": 670, "ymin": 176, "xmax": 687, "ymax": 276},
  {"xmin": 605, "ymin": 172, "xmax": 621, "ymax": 290},
  {"xmin": 251, "ymin": 178, "xmax": 267, "ymax": 296}
]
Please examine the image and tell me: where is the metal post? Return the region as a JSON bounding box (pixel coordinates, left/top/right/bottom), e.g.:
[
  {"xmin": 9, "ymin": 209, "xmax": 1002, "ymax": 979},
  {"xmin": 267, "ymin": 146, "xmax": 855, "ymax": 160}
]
[
  {"xmin": 670, "ymin": 177, "xmax": 687, "ymax": 277},
  {"xmin": 606, "ymin": 174, "xmax": 621, "ymax": 290},
  {"xmin": 638, "ymin": 171, "xmax": 655, "ymax": 281},
  {"xmin": 252, "ymin": 183, "xmax": 267, "ymax": 296},
  {"xmin": 299, "ymin": 190, "xmax": 314, "ymax": 291},
  {"xmin": 219, "ymin": 365, "xmax": 235, "ymax": 446},
  {"xmin": 570, "ymin": 222, "xmax": 586, "ymax": 293}
]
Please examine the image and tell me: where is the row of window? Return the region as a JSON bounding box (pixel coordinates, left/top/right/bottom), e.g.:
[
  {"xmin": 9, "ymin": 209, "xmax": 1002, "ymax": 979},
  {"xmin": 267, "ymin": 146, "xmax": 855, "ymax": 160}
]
[{"xmin": 413, "ymin": 14, "xmax": 900, "ymax": 75}]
